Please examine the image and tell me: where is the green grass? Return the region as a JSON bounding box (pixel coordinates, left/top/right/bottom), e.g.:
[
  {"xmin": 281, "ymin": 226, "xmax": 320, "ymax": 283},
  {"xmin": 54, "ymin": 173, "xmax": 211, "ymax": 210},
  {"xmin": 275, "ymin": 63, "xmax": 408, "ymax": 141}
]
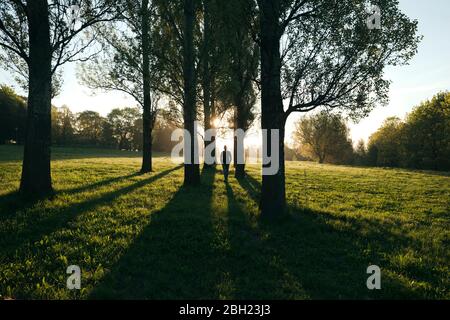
[{"xmin": 0, "ymin": 145, "xmax": 449, "ymax": 299}]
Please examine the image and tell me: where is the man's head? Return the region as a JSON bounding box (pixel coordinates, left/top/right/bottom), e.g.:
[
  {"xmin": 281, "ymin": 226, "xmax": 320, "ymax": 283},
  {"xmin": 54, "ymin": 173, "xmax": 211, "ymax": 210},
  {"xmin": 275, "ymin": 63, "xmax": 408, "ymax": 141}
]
[{"xmin": 224, "ymin": 145, "xmax": 227, "ymax": 151}]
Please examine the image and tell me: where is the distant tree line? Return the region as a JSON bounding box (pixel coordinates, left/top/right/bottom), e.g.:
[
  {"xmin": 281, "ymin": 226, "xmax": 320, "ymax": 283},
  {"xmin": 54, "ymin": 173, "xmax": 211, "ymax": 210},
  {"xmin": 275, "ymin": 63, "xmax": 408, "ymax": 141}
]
[
  {"xmin": 291, "ymin": 92, "xmax": 450, "ymax": 172},
  {"xmin": 0, "ymin": 85, "xmax": 26, "ymax": 144},
  {"xmin": 0, "ymin": 85, "xmax": 178, "ymax": 152},
  {"xmin": 364, "ymin": 92, "xmax": 450, "ymax": 171}
]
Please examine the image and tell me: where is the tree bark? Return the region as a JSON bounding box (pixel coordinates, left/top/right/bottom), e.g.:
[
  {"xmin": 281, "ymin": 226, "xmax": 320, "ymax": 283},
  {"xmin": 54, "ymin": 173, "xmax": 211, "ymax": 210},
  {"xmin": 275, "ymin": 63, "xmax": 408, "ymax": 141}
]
[
  {"xmin": 259, "ymin": 0, "xmax": 286, "ymax": 219},
  {"xmin": 141, "ymin": 0, "xmax": 153, "ymax": 173},
  {"xmin": 183, "ymin": 0, "xmax": 200, "ymax": 185},
  {"xmin": 234, "ymin": 104, "xmax": 246, "ymax": 179},
  {"xmin": 202, "ymin": 0, "xmax": 215, "ymax": 167},
  {"xmin": 20, "ymin": 0, "xmax": 53, "ymax": 196}
]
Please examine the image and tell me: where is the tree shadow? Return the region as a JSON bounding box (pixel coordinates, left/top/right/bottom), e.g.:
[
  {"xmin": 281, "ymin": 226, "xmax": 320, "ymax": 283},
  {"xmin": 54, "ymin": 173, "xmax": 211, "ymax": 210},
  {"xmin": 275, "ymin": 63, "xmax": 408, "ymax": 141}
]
[
  {"xmin": 0, "ymin": 166, "xmax": 182, "ymax": 258},
  {"xmin": 236, "ymin": 174, "xmax": 260, "ymax": 205},
  {"xmin": 224, "ymin": 183, "xmax": 308, "ymax": 299},
  {"xmin": 90, "ymin": 167, "xmax": 218, "ymax": 299},
  {"xmin": 0, "ymin": 172, "xmax": 151, "ymax": 223},
  {"xmin": 0, "ymin": 192, "xmax": 48, "ymax": 221},
  {"xmin": 60, "ymin": 172, "xmax": 143, "ymax": 196},
  {"xmin": 231, "ymin": 175, "xmax": 439, "ymax": 299}
]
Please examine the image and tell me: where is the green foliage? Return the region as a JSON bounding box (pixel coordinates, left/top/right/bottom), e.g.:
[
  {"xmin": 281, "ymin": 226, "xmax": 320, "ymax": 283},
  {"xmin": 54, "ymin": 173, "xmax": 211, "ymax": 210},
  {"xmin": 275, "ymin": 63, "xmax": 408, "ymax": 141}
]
[
  {"xmin": 79, "ymin": 1, "xmax": 155, "ymax": 109},
  {"xmin": 0, "ymin": 146, "xmax": 448, "ymax": 299},
  {"xmin": 0, "ymin": 1, "xmax": 118, "ymax": 96},
  {"xmin": 368, "ymin": 92, "xmax": 450, "ymax": 171},
  {"xmin": 293, "ymin": 111, "xmax": 354, "ymax": 164},
  {"xmin": 152, "ymin": 119, "xmax": 179, "ymax": 153},
  {"xmin": 76, "ymin": 111, "xmax": 105, "ymax": 146},
  {"xmin": 151, "ymin": 0, "xmax": 201, "ymax": 107},
  {"xmin": 402, "ymin": 92, "xmax": 450, "ymax": 170},
  {"xmin": 368, "ymin": 117, "xmax": 404, "ymax": 167},
  {"xmin": 51, "ymin": 105, "xmax": 76, "ymax": 145},
  {"xmin": 354, "ymin": 139, "xmax": 367, "ymax": 166},
  {"xmin": 277, "ymin": 0, "xmax": 421, "ymax": 119},
  {"xmin": 0, "ymin": 85, "xmax": 26, "ymax": 144},
  {"xmin": 5, "ymin": 100, "xmax": 178, "ymax": 152},
  {"xmin": 209, "ymin": 0, "xmax": 259, "ymax": 130},
  {"xmin": 106, "ymin": 107, "xmax": 142, "ymax": 150}
]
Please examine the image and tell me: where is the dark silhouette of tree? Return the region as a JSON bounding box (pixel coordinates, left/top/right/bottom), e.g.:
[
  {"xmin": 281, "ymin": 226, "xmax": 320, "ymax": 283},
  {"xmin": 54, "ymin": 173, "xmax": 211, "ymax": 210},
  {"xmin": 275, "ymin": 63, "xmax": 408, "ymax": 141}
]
[
  {"xmin": 151, "ymin": 0, "xmax": 201, "ymax": 185},
  {"xmin": 217, "ymin": 0, "xmax": 259, "ymax": 178},
  {"xmin": 79, "ymin": 0, "xmax": 156, "ymax": 173},
  {"xmin": 182, "ymin": 0, "xmax": 200, "ymax": 185},
  {"xmin": 200, "ymin": 0, "xmax": 215, "ymax": 165},
  {"xmin": 256, "ymin": 0, "xmax": 421, "ymax": 219},
  {"xmin": 0, "ymin": 0, "xmax": 118, "ymax": 195}
]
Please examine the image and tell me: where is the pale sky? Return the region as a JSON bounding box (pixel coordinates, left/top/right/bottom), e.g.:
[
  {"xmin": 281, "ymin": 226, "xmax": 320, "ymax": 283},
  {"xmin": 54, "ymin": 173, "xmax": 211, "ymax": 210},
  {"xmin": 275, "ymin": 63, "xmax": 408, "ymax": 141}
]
[{"xmin": 1, "ymin": 0, "xmax": 449, "ymax": 146}]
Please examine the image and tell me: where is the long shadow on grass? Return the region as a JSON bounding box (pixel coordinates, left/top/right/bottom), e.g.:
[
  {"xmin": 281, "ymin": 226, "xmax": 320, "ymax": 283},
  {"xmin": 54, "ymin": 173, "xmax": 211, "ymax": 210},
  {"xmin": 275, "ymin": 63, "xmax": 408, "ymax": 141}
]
[
  {"xmin": 234, "ymin": 174, "xmax": 431, "ymax": 299},
  {"xmin": 0, "ymin": 166, "xmax": 182, "ymax": 258},
  {"xmin": 90, "ymin": 167, "xmax": 218, "ymax": 299},
  {"xmin": 61, "ymin": 172, "xmax": 142, "ymax": 196},
  {"xmin": 0, "ymin": 192, "xmax": 44, "ymax": 220},
  {"xmin": 236, "ymin": 174, "xmax": 260, "ymax": 205},
  {"xmin": 0, "ymin": 173, "xmax": 140, "ymax": 225},
  {"xmin": 0, "ymin": 171, "xmax": 153, "ymax": 218},
  {"xmin": 224, "ymin": 184, "xmax": 310, "ymax": 298}
]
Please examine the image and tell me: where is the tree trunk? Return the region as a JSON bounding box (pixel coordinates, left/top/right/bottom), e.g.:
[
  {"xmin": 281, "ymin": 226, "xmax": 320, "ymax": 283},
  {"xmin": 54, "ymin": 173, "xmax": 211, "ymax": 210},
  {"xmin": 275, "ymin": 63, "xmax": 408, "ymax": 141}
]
[
  {"xmin": 235, "ymin": 104, "xmax": 246, "ymax": 179},
  {"xmin": 259, "ymin": 0, "xmax": 286, "ymax": 219},
  {"xmin": 202, "ymin": 0, "xmax": 215, "ymax": 167},
  {"xmin": 141, "ymin": 109, "xmax": 153, "ymax": 173},
  {"xmin": 235, "ymin": 151, "xmax": 246, "ymax": 179},
  {"xmin": 141, "ymin": 0, "xmax": 153, "ymax": 173},
  {"xmin": 210, "ymin": 93, "xmax": 217, "ymax": 163},
  {"xmin": 233, "ymin": 107, "xmax": 238, "ymax": 168},
  {"xmin": 183, "ymin": 0, "xmax": 200, "ymax": 185},
  {"xmin": 20, "ymin": 0, "xmax": 53, "ymax": 196}
]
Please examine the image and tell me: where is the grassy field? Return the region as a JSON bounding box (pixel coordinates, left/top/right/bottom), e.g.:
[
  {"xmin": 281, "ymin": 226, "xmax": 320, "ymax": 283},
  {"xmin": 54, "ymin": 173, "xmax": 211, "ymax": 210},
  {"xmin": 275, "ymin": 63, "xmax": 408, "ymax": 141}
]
[{"xmin": 0, "ymin": 145, "xmax": 449, "ymax": 299}]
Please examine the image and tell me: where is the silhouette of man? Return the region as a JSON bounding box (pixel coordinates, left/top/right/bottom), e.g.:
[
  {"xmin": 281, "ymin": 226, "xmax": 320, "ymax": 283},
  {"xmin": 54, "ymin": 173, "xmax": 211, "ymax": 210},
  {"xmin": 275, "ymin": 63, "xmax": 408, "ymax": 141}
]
[{"xmin": 221, "ymin": 145, "xmax": 232, "ymax": 182}]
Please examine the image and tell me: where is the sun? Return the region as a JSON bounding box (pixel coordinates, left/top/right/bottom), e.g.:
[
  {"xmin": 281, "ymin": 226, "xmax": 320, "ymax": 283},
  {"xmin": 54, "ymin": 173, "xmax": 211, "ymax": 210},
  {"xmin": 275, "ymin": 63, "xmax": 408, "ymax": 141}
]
[{"xmin": 211, "ymin": 117, "xmax": 221, "ymax": 128}]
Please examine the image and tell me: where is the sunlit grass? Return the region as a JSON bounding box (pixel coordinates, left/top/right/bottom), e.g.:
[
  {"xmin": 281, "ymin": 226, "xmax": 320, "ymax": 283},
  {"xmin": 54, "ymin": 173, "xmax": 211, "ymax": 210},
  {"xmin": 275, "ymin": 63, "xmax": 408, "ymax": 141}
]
[{"xmin": 0, "ymin": 145, "xmax": 448, "ymax": 299}]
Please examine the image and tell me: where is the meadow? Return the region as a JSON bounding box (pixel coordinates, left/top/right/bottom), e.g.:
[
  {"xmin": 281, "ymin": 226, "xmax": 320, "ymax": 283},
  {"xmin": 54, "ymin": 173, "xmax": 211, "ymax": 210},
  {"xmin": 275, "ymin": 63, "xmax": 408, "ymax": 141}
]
[{"xmin": 0, "ymin": 145, "xmax": 448, "ymax": 299}]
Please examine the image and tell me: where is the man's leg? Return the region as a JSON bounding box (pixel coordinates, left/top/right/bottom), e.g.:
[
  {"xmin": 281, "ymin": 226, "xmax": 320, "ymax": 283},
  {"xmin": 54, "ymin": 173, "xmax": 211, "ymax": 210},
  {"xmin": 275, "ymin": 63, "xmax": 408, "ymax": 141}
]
[
  {"xmin": 224, "ymin": 165, "xmax": 229, "ymax": 182},
  {"xmin": 222, "ymin": 165, "xmax": 226, "ymax": 181}
]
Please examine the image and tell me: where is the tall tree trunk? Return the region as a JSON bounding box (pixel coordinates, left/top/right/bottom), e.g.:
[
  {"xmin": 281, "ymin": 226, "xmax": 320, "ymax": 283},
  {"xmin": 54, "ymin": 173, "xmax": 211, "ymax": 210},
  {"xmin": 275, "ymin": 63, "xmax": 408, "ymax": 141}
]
[
  {"xmin": 235, "ymin": 103, "xmax": 246, "ymax": 179},
  {"xmin": 233, "ymin": 107, "xmax": 238, "ymax": 168},
  {"xmin": 210, "ymin": 92, "xmax": 216, "ymax": 163},
  {"xmin": 141, "ymin": 0, "xmax": 153, "ymax": 173},
  {"xmin": 259, "ymin": 0, "xmax": 286, "ymax": 219},
  {"xmin": 202, "ymin": 0, "xmax": 214, "ymax": 167},
  {"xmin": 20, "ymin": 0, "xmax": 53, "ymax": 196},
  {"xmin": 183, "ymin": 0, "xmax": 200, "ymax": 185}
]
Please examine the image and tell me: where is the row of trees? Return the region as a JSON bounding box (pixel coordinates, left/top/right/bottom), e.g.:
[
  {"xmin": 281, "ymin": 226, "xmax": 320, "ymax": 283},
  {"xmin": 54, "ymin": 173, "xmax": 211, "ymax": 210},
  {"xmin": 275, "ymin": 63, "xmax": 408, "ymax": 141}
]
[
  {"xmin": 0, "ymin": 87, "xmax": 178, "ymax": 152},
  {"xmin": 0, "ymin": 0, "xmax": 420, "ymax": 220},
  {"xmin": 364, "ymin": 92, "xmax": 450, "ymax": 171},
  {"xmin": 291, "ymin": 92, "xmax": 450, "ymax": 172},
  {"xmin": 52, "ymin": 105, "xmax": 178, "ymax": 152}
]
